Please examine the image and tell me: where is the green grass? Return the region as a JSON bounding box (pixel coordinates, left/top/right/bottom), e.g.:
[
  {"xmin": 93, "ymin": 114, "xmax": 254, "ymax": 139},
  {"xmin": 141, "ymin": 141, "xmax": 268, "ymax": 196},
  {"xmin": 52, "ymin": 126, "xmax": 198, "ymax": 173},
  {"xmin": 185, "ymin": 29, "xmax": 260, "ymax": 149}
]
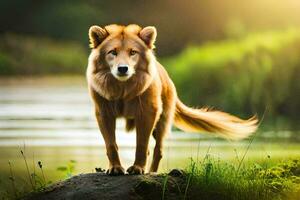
[{"xmin": 181, "ymin": 157, "xmax": 300, "ymax": 200}]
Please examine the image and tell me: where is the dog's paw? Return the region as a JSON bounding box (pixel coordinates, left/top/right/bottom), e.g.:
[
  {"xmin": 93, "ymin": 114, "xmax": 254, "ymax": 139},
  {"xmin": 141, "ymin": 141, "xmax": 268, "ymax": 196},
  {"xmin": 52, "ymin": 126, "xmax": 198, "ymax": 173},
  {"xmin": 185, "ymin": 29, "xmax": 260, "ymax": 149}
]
[
  {"xmin": 127, "ymin": 165, "xmax": 145, "ymax": 175},
  {"xmin": 106, "ymin": 165, "xmax": 125, "ymax": 176}
]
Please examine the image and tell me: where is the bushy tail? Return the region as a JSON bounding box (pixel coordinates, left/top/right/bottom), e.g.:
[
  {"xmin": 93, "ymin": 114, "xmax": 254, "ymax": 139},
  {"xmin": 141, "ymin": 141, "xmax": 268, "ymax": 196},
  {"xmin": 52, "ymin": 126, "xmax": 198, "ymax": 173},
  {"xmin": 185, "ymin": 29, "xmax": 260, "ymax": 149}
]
[{"xmin": 174, "ymin": 99, "xmax": 258, "ymax": 140}]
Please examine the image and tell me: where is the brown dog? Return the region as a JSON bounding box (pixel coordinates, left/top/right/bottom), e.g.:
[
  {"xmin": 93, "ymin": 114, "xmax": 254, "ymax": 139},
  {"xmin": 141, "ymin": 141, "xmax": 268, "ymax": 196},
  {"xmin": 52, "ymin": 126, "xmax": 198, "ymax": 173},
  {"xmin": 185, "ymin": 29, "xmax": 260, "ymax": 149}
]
[{"xmin": 86, "ymin": 24, "xmax": 258, "ymax": 175}]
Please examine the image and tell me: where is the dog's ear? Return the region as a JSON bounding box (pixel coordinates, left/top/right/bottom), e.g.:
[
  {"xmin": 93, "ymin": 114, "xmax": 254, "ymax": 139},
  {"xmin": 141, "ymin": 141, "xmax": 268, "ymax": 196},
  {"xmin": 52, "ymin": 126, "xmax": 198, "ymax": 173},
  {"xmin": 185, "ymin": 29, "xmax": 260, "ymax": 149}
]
[
  {"xmin": 139, "ymin": 26, "xmax": 157, "ymax": 49},
  {"xmin": 89, "ymin": 25, "xmax": 108, "ymax": 48}
]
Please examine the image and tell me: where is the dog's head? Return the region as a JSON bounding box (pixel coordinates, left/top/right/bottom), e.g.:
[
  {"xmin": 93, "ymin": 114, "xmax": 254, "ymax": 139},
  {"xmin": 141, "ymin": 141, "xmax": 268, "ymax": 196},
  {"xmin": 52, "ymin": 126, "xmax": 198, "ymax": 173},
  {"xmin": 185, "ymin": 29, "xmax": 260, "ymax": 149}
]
[{"xmin": 88, "ymin": 24, "xmax": 157, "ymax": 82}]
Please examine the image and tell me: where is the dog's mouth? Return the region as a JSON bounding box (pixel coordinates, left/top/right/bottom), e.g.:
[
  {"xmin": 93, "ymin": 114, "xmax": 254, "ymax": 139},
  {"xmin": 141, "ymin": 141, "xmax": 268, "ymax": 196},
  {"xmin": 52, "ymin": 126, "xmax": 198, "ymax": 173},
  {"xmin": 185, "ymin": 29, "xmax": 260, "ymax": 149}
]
[
  {"xmin": 117, "ymin": 72, "xmax": 129, "ymax": 77},
  {"xmin": 113, "ymin": 73, "xmax": 133, "ymax": 82}
]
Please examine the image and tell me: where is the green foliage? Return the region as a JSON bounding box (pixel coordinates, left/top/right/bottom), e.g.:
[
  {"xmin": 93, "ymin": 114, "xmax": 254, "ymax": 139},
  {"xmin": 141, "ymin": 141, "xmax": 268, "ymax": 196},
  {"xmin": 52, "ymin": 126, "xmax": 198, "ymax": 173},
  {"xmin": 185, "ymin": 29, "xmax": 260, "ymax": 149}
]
[
  {"xmin": 162, "ymin": 175, "xmax": 169, "ymax": 200},
  {"xmin": 2, "ymin": 1, "xmax": 300, "ymax": 56},
  {"xmin": 57, "ymin": 160, "xmax": 77, "ymax": 178},
  {"xmin": 0, "ymin": 33, "xmax": 87, "ymax": 75},
  {"xmin": 0, "ymin": 53, "xmax": 13, "ymax": 74},
  {"xmin": 163, "ymin": 29, "xmax": 300, "ymax": 127},
  {"xmin": 260, "ymin": 160, "xmax": 300, "ymax": 194},
  {"xmin": 183, "ymin": 157, "xmax": 300, "ymax": 200}
]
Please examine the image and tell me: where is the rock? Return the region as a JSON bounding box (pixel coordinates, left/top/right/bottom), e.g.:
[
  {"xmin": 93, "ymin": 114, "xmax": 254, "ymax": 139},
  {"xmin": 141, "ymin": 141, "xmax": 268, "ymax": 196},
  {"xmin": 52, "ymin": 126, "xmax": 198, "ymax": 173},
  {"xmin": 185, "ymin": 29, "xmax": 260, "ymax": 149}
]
[
  {"xmin": 23, "ymin": 171, "xmax": 184, "ymax": 200},
  {"xmin": 168, "ymin": 169, "xmax": 184, "ymax": 177}
]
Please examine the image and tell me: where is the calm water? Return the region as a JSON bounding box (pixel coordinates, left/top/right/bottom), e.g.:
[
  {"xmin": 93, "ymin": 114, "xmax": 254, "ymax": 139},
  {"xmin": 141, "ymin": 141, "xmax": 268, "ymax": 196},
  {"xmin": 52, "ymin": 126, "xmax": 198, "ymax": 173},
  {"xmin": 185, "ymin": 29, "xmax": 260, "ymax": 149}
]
[{"xmin": 0, "ymin": 76, "xmax": 299, "ymax": 183}]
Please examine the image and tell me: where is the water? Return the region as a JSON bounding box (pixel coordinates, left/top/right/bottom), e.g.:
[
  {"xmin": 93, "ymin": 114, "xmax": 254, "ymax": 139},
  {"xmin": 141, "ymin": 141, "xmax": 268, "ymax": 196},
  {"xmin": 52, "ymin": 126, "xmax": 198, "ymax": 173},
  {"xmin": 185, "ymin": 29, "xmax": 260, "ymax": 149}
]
[
  {"xmin": 0, "ymin": 76, "xmax": 206, "ymax": 148},
  {"xmin": 0, "ymin": 76, "xmax": 299, "ymax": 182}
]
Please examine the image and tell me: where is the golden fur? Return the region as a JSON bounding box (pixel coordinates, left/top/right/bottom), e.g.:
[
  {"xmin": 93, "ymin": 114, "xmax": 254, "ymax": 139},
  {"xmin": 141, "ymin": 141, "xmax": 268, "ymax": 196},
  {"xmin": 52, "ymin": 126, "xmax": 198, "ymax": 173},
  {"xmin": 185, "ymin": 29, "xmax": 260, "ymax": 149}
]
[{"xmin": 87, "ymin": 24, "xmax": 258, "ymax": 175}]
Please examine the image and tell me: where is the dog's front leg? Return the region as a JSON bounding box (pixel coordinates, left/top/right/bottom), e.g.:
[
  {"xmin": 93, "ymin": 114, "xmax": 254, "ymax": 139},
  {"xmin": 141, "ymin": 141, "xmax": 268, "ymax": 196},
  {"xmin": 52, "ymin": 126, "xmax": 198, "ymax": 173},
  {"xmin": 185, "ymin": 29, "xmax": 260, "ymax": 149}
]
[
  {"xmin": 90, "ymin": 88, "xmax": 124, "ymax": 175},
  {"xmin": 127, "ymin": 109, "xmax": 159, "ymax": 175},
  {"xmin": 95, "ymin": 110, "xmax": 124, "ymax": 175}
]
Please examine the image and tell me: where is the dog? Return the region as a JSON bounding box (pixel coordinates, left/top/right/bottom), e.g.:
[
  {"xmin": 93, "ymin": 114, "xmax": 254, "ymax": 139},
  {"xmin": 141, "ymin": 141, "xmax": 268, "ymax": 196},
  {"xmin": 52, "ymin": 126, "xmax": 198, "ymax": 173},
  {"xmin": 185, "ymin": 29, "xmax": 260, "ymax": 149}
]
[{"xmin": 86, "ymin": 24, "xmax": 258, "ymax": 175}]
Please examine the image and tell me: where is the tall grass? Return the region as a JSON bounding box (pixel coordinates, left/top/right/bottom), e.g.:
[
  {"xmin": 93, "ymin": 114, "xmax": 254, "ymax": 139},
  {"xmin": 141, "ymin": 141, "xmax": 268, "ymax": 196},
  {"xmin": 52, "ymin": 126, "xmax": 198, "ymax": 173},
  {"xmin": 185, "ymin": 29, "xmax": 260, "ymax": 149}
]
[
  {"xmin": 182, "ymin": 157, "xmax": 300, "ymax": 200},
  {"xmin": 8, "ymin": 161, "xmax": 17, "ymax": 199},
  {"xmin": 2, "ymin": 149, "xmax": 58, "ymax": 199},
  {"xmin": 20, "ymin": 150, "xmax": 34, "ymax": 190},
  {"xmin": 38, "ymin": 161, "xmax": 46, "ymax": 187},
  {"xmin": 183, "ymin": 160, "xmax": 196, "ymax": 200},
  {"xmin": 162, "ymin": 175, "xmax": 168, "ymax": 200}
]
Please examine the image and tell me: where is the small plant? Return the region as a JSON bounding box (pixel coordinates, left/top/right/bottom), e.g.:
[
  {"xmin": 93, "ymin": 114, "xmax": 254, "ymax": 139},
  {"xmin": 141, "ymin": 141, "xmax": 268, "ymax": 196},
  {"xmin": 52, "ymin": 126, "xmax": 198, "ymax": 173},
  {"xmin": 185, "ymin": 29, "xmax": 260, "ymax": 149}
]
[
  {"xmin": 184, "ymin": 158, "xmax": 196, "ymax": 200},
  {"xmin": 31, "ymin": 153, "xmax": 37, "ymax": 189},
  {"xmin": 57, "ymin": 160, "xmax": 77, "ymax": 178},
  {"xmin": 8, "ymin": 161, "xmax": 17, "ymax": 199},
  {"xmin": 38, "ymin": 161, "xmax": 47, "ymax": 187},
  {"xmin": 162, "ymin": 175, "xmax": 168, "ymax": 200},
  {"xmin": 20, "ymin": 150, "xmax": 34, "ymax": 190}
]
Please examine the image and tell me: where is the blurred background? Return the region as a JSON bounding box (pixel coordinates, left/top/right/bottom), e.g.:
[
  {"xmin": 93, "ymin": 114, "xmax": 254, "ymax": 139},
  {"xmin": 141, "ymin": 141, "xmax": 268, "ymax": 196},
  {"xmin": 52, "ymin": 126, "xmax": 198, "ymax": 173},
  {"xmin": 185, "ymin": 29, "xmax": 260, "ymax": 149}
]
[{"xmin": 0, "ymin": 0, "xmax": 299, "ymax": 197}]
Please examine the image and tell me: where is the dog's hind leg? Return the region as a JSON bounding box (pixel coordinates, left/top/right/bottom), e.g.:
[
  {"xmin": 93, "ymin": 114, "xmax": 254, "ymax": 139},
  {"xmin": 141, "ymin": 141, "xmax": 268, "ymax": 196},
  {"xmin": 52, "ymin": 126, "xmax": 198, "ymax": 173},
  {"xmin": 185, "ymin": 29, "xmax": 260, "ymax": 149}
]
[
  {"xmin": 150, "ymin": 92, "xmax": 176, "ymax": 172},
  {"xmin": 149, "ymin": 109, "xmax": 174, "ymax": 172},
  {"xmin": 149, "ymin": 79, "xmax": 177, "ymax": 172}
]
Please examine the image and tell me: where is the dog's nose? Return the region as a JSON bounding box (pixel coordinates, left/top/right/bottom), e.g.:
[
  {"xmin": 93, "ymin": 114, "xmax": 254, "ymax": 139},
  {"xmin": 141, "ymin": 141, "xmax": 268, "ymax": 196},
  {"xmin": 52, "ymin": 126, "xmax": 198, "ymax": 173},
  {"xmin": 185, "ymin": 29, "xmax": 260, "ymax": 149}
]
[{"xmin": 117, "ymin": 65, "xmax": 128, "ymax": 74}]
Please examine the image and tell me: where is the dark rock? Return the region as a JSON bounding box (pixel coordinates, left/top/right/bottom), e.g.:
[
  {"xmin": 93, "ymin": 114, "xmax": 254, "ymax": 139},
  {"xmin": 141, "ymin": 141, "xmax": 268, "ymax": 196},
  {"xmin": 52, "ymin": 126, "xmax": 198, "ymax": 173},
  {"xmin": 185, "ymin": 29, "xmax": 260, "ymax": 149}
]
[
  {"xmin": 134, "ymin": 177, "xmax": 162, "ymax": 200},
  {"xmin": 22, "ymin": 172, "xmax": 185, "ymax": 200},
  {"xmin": 168, "ymin": 169, "xmax": 184, "ymax": 177}
]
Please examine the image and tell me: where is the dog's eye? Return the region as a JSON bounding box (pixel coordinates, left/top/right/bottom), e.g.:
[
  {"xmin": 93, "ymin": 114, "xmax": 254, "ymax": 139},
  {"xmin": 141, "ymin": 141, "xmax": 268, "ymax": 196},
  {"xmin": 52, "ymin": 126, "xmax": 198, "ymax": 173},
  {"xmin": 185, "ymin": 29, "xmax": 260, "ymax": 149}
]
[
  {"xmin": 108, "ymin": 49, "xmax": 118, "ymax": 56},
  {"xmin": 129, "ymin": 49, "xmax": 138, "ymax": 56}
]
